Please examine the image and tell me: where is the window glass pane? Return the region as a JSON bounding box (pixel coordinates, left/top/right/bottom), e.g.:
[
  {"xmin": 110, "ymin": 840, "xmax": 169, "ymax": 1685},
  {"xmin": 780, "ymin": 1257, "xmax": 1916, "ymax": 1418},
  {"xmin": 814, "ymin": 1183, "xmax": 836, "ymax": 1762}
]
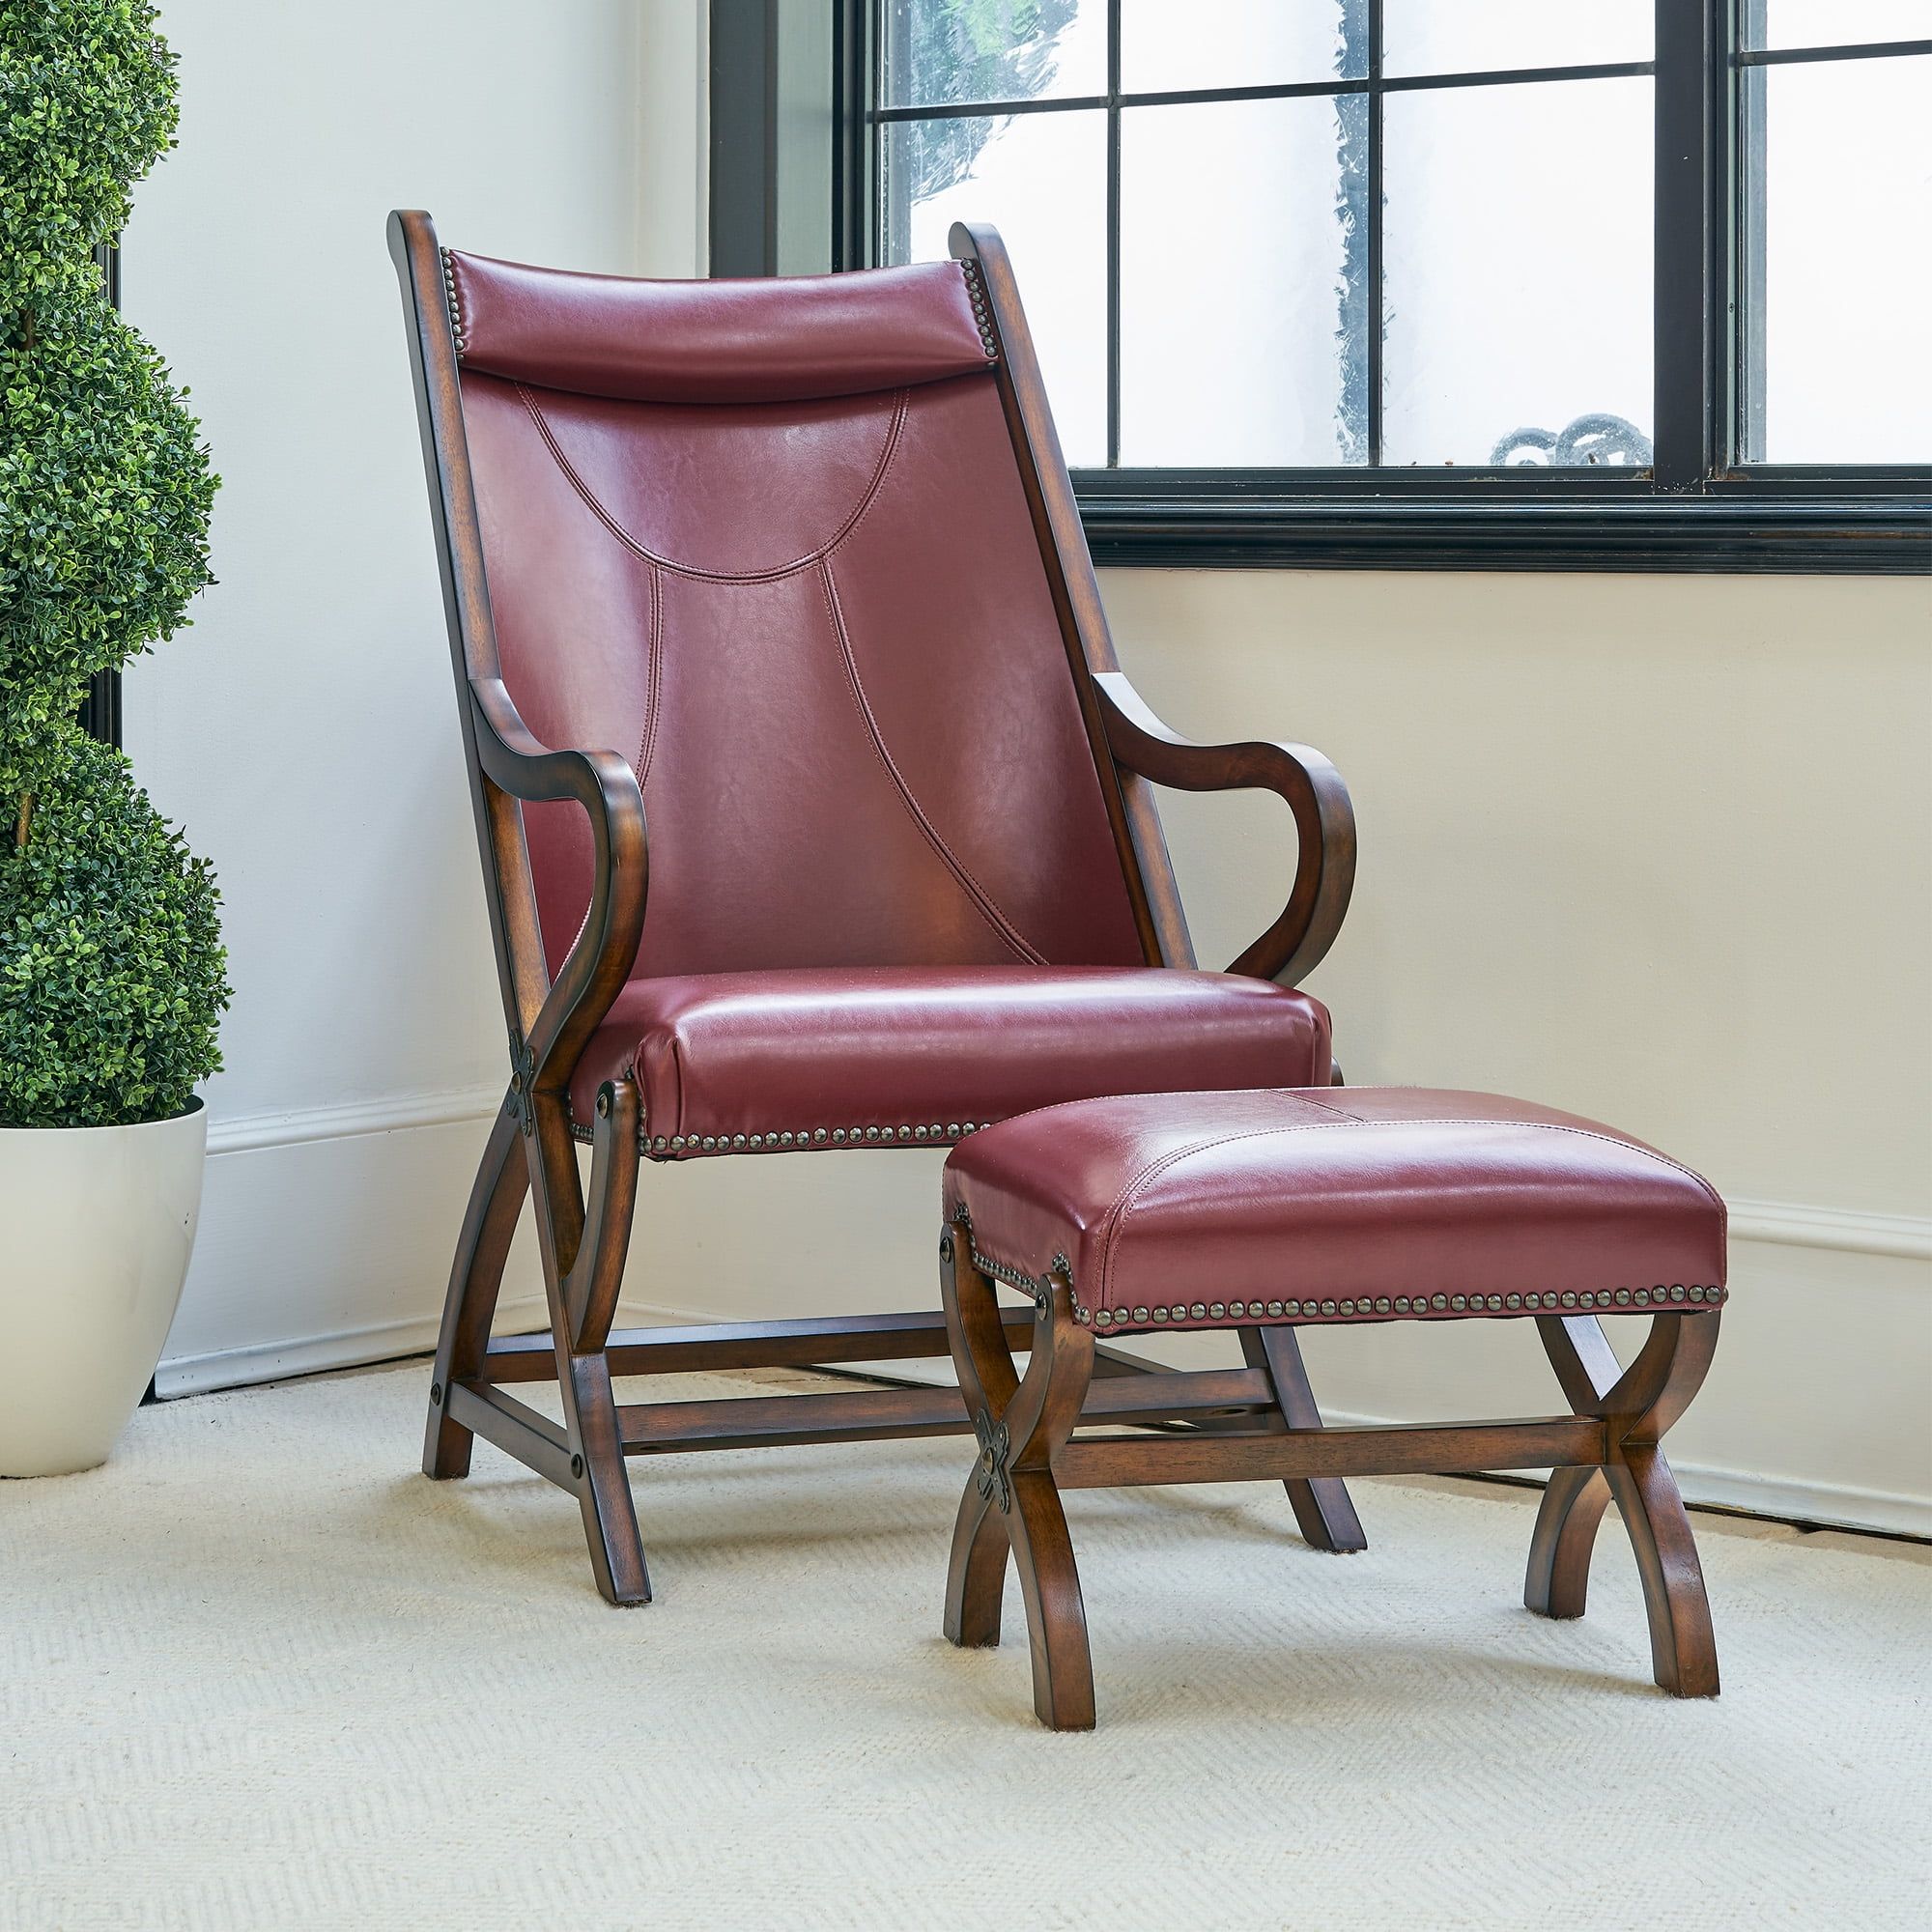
[
  {"xmin": 1749, "ymin": 3, "xmax": 1932, "ymax": 50},
  {"xmin": 1121, "ymin": 96, "xmax": 1366, "ymax": 464},
  {"xmin": 1382, "ymin": 77, "xmax": 1653, "ymax": 467},
  {"xmin": 879, "ymin": 0, "xmax": 1106, "ymax": 108},
  {"xmin": 1748, "ymin": 55, "xmax": 1932, "ymax": 460},
  {"xmin": 881, "ymin": 112, "xmax": 1108, "ymax": 465},
  {"xmin": 1384, "ymin": 0, "xmax": 1651, "ymax": 77},
  {"xmin": 1120, "ymin": 0, "xmax": 1367, "ymax": 94}
]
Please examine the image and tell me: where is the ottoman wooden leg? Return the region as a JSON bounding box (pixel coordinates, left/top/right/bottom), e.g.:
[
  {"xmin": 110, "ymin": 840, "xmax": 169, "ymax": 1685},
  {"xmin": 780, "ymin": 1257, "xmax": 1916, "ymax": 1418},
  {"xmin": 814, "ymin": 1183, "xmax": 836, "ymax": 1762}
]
[
  {"xmin": 1528, "ymin": 1310, "xmax": 1721, "ymax": 1696},
  {"xmin": 944, "ymin": 1479, "xmax": 1011, "ymax": 1649},
  {"xmin": 423, "ymin": 1110, "xmax": 528, "ymax": 1481},
  {"xmin": 1240, "ymin": 1326, "xmax": 1368, "ymax": 1554},
  {"xmin": 1609, "ymin": 1446, "xmax": 1719, "ymax": 1698},
  {"xmin": 1524, "ymin": 1465, "xmax": 1612, "ymax": 1619},
  {"xmin": 940, "ymin": 1223, "xmax": 1098, "ymax": 1730}
]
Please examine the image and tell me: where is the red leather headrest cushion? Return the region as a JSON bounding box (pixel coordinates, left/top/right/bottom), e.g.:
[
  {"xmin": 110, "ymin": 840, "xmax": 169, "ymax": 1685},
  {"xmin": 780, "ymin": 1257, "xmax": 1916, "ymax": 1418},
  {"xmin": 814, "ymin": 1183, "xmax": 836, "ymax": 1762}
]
[{"xmin": 443, "ymin": 251, "xmax": 997, "ymax": 405}]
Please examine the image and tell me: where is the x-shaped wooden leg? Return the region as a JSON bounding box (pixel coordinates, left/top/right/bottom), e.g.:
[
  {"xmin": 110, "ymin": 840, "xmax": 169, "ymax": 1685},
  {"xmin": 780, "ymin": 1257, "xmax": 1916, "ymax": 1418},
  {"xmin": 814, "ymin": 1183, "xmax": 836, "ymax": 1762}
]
[
  {"xmin": 1525, "ymin": 1310, "xmax": 1722, "ymax": 1696},
  {"xmin": 940, "ymin": 1219, "xmax": 1097, "ymax": 1730},
  {"xmin": 1238, "ymin": 1326, "xmax": 1368, "ymax": 1552},
  {"xmin": 531, "ymin": 1078, "xmax": 650, "ymax": 1607},
  {"xmin": 423, "ymin": 1105, "xmax": 528, "ymax": 1480}
]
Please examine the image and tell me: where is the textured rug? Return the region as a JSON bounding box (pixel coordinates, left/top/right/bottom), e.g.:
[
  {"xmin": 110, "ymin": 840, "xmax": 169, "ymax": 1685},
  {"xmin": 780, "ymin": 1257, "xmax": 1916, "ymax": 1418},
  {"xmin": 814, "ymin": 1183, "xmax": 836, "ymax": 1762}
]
[{"xmin": 1, "ymin": 1360, "xmax": 1924, "ymax": 1931}]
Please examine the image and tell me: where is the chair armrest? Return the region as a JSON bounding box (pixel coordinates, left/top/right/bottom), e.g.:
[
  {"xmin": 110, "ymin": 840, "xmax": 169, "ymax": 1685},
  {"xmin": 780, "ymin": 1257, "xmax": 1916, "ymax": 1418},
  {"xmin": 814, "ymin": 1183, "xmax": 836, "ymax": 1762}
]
[
  {"xmin": 1092, "ymin": 670, "xmax": 1354, "ymax": 987},
  {"xmin": 469, "ymin": 677, "xmax": 648, "ymax": 1094}
]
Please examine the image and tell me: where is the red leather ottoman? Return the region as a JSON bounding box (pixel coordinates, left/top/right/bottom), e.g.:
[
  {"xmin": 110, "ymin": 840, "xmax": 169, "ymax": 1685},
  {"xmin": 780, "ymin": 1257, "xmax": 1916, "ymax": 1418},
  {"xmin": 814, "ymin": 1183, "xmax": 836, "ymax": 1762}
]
[{"xmin": 937, "ymin": 1087, "xmax": 1727, "ymax": 1729}]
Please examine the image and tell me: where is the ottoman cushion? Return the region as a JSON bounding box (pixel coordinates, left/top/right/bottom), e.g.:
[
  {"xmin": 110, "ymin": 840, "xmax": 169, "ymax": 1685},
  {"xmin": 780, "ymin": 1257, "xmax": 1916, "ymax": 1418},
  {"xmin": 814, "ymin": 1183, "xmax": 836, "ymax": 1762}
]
[{"xmin": 943, "ymin": 1088, "xmax": 1726, "ymax": 1335}]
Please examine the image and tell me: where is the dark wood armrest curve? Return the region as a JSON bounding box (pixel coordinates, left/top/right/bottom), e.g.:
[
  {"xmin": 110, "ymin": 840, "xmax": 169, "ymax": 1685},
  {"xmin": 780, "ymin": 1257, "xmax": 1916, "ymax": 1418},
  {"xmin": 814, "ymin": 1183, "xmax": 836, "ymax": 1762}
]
[
  {"xmin": 469, "ymin": 677, "xmax": 648, "ymax": 1092},
  {"xmin": 1093, "ymin": 670, "xmax": 1354, "ymax": 987}
]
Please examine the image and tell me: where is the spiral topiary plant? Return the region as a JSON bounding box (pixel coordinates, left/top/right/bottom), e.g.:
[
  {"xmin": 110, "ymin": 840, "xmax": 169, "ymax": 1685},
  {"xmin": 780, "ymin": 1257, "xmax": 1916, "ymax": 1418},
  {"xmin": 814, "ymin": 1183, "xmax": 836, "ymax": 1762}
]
[{"xmin": 0, "ymin": 0, "xmax": 227, "ymax": 1127}]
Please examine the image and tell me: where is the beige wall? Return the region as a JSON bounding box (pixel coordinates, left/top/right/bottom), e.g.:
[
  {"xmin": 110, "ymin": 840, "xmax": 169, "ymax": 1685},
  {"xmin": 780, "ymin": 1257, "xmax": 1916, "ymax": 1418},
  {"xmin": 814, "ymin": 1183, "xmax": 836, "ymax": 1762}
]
[{"xmin": 1102, "ymin": 568, "xmax": 1931, "ymax": 1216}]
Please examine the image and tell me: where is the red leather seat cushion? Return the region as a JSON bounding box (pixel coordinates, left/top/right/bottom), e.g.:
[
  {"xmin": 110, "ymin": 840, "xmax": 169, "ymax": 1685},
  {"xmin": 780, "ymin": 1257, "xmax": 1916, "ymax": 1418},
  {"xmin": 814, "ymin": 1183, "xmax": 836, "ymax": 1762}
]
[
  {"xmin": 568, "ymin": 968, "xmax": 1330, "ymax": 1155},
  {"xmin": 944, "ymin": 1088, "xmax": 1727, "ymax": 1333}
]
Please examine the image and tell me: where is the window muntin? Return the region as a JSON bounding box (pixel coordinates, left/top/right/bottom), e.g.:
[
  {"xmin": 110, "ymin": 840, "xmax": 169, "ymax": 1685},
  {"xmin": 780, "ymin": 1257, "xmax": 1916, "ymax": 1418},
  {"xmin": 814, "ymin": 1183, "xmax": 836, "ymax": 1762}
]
[
  {"xmin": 876, "ymin": 1, "xmax": 1662, "ymax": 472},
  {"xmin": 870, "ymin": 1, "xmax": 1932, "ymax": 483}
]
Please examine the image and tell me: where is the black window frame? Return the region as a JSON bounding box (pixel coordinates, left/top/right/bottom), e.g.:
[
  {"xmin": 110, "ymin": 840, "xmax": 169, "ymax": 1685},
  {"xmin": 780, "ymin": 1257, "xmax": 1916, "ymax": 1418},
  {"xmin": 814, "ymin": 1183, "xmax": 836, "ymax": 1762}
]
[
  {"xmin": 711, "ymin": 0, "xmax": 1931, "ymax": 572},
  {"xmin": 81, "ymin": 239, "xmax": 123, "ymax": 747}
]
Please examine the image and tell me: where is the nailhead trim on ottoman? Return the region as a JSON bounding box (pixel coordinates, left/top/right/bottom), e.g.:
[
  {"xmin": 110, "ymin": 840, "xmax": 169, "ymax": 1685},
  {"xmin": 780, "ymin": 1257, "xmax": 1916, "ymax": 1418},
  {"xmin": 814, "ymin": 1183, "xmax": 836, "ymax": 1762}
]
[{"xmin": 1069, "ymin": 1278, "xmax": 1725, "ymax": 1333}]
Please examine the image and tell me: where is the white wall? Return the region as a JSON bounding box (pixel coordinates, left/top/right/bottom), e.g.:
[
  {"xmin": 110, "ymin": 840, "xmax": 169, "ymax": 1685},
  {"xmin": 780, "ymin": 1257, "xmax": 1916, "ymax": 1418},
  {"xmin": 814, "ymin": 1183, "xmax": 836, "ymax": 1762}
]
[
  {"xmin": 125, "ymin": 0, "xmax": 658, "ymax": 1389},
  {"xmin": 126, "ymin": 3, "xmax": 1930, "ymax": 1536}
]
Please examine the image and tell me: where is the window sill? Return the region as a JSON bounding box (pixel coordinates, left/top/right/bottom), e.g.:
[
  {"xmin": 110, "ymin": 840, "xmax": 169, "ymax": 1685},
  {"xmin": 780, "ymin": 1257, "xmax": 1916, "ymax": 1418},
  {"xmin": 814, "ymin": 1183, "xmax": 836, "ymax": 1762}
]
[{"xmin": 1074, "ymin": 483, "xmax": 1932, "ymax": 575}]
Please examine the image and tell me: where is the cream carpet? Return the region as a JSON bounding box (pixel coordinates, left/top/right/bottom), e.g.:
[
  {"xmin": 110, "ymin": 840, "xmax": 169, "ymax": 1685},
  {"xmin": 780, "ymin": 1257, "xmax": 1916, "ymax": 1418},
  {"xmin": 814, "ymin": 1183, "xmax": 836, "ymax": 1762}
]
[{"xmin": 1, "ymin": 1360, "xmax": 1925, "ymax": 1932}]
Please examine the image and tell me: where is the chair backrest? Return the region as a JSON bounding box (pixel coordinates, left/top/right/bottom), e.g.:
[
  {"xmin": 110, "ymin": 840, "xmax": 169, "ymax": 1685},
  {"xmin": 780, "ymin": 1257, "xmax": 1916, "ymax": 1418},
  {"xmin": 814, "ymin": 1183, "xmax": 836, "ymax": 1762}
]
[{"xmin": 395, "ymin": 219, "xmax": 1179, "ymax": 992}]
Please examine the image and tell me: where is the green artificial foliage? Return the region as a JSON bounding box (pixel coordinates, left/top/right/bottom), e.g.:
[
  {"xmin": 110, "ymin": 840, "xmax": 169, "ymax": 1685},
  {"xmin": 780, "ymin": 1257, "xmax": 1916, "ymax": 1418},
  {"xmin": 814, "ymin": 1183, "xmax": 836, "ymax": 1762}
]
[
  {"xmin": 0, "ymin": 0, "xmax": 178, "ymax": 298},
  {"xmin": 0, "ymin": 0, "xmax": 227, "ymax": 1126},
  {"xmin": 0, "ymin": 724, "xmax": 223, "ymax": 1124}
]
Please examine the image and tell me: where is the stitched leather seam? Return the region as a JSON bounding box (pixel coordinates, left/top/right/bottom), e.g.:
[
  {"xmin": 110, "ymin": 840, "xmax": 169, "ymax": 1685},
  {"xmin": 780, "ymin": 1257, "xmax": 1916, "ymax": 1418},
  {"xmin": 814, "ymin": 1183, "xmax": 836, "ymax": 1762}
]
[
  {"xmin": 1283, "ymin": 1110, "xmax": 1730, "ymax": 1239},
  {"xmin": 1265, "ymin": 1090, "xmax": 1365, "ymax": 1124},
  {"xmin": 1097, "ymin": 1124, "xmax": 1299, "ymax": 1308},
  {"xmin": 667, "ymin": 1032, "xmax": 686, "ymax": 1141},
  {"xmin": 634, "ymin": 561, "xmax": 663, "ymax": 790},
  {"xmin": 1094, "ymin": 1117, "xmax": 1728, "ymax": 1307},
  {"xmin": 818, "ymin": 561, "xmax": 1046, "ymax": 963},
  {"xmin": 816, "ymin": 559, "xmax": 1047, "ymax": 966},
  {"xmin": 515, "ymin": 383, "xmax": 910, "ymax": 583}
]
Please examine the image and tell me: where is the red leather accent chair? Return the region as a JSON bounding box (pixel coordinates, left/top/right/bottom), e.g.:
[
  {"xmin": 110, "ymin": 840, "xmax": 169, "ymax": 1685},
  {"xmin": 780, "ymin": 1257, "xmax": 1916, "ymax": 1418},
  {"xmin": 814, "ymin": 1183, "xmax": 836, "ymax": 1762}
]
[{"xmin": 388, "ymin": 212, "xmax": 1361, "ymax": 1604}]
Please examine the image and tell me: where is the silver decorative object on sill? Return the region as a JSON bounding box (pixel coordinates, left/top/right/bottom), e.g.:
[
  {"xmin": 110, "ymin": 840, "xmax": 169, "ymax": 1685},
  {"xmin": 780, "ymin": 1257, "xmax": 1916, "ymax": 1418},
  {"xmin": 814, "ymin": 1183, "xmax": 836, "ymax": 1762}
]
[{"xmin": 1492, "ymin": 413, "xmax": 1655, "ymax": 468}]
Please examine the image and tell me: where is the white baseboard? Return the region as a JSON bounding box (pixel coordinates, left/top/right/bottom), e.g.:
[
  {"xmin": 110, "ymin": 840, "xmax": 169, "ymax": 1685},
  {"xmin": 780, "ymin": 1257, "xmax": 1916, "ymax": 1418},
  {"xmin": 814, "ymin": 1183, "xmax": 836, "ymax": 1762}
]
[
  {"xmin": 204, "ymin": 1084, "xmax": 503, "ymax": 1156},
  {"xmin": 155, "ymin": 1101, "xmax": 544, "ymax": 1399},
  {"xmin": 1728, "ymin": 1196, "xmax": 1931, "ymax": 1261},
  {"xmin": 1314, "ymin": 1407, "xmax": 1931, "ymax": 1541},
  {"xmin": 156, "ymin": 1294, "xmax": 552, "ymax": 1399}
]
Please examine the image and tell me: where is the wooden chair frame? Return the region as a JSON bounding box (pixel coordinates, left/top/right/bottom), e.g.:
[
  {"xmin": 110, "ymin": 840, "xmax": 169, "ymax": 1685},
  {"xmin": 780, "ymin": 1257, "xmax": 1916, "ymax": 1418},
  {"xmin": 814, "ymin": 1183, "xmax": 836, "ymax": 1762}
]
[
  {"xmin": 388, "ymin": 211, "xmax": 1361, "ymax": 1605},
  {"xmin": 940, "ymin": 1223, "xmax": 1722, "ymax": 1729}
]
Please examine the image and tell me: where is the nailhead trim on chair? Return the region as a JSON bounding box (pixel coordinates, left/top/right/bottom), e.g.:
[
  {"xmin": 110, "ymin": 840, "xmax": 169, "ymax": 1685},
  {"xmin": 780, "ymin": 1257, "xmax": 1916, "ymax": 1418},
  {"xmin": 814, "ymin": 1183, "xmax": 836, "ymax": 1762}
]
[
  {"xmin": 439, "ymin": 248, "xmax": 468, "ymax": 357},
  {"xmin": 959, "ymin": 260, "xmax": 1001, "ymax": 362},
  {"xmin": 570, "ymin": 1116, "xmax": 997, "ymax": 1155}
]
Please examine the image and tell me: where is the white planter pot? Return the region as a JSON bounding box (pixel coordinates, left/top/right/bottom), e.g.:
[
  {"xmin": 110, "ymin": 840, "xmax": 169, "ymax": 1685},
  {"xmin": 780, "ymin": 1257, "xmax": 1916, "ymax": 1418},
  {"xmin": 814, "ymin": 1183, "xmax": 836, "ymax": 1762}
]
[{"xmin": 0, "ymin": 1099, "xmax": 207, "ymax": 1478}]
